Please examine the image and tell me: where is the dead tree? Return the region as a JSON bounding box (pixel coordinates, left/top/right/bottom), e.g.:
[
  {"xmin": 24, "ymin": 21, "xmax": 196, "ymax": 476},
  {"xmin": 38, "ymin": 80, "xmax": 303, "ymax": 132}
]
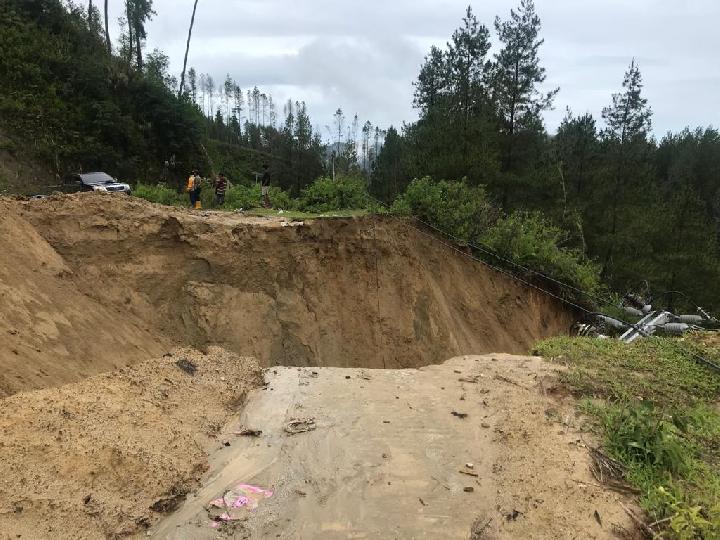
[{"xmin": 178, "ymin": 0, "xmax": 200, "ymax": 98}]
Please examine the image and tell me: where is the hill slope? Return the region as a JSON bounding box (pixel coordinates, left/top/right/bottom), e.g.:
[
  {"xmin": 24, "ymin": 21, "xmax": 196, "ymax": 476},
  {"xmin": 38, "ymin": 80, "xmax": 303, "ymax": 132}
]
[{"xmin": 1, "ymin": 193, "xmax": 572, "ymax": 396}]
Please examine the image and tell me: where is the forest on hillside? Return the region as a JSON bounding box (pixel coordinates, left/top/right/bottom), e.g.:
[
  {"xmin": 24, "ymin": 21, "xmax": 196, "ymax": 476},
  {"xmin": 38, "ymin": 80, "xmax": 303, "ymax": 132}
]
[{"xmin": 0, "ymin": 0, "xmax": 719, "ymax": 310}]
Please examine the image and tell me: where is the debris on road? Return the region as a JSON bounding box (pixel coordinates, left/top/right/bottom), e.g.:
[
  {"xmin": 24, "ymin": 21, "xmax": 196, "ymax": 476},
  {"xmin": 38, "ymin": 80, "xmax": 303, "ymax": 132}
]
[
  {"xmin": 175, "ymin": 358, "xmax": 197, "ymax": 376},
  {"xmin": 285, "ymin": 418, "xmax": 317, "ymax": 434},
  {"xmin": 234, "ymin": 428, "xmax": 262, "ymax": 437},
  {"xmin": 470, "ymin": 517, "xmax": 492, "ymax": 539},
  {"xmin": 451, "ymin": 411, "xmax": 468, "ymax": 419},
  {"xmin": 505, "ymin": 509, "xmax": 522, "ymax": 521},
  {"xmin": 208, "ymin": 484, "xmax": 274, "ymax": 524},
  {"xmin": 493, "ymin": 374, "xmax": 526, "ymax": 389}
]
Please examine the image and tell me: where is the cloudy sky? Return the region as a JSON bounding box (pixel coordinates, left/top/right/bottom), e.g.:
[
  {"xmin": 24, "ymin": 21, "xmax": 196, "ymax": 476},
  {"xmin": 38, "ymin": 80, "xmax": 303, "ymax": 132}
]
[{"xmin": 112, "ymin": 0, "xmax": 719, "ymax": 138}]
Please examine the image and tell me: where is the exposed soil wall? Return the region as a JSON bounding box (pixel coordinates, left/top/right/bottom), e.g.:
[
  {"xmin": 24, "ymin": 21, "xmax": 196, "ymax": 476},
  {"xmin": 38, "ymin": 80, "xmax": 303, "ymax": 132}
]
[{"xmin": 2, "ymin": 193, "xmax": 572, "ymax": 396}]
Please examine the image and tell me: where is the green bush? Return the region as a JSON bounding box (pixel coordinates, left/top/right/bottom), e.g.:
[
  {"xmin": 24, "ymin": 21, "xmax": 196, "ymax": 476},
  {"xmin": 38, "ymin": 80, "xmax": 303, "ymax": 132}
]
[
  {"xmin": 134, "ymin": 180, "xmax": 301, "ymax": 211},
  {"xmin": 481, "ymin": 211, "xmax": 602, "ymax": 296},
  {"xmin": 133, "ymin": 183, "xmax": 185, "ymax": 206},
  {"xmin": 391, "ymin": 177, "xmax": 497, "ymax": 243},
  {"xmin": 268, "ymin": 186, "xmax": 297, "ymax": 210},
  {"xmin": 222, "ymin": 183, "xmax": 261, "ymax": 209},
  {"xmin": 298, "ymin": 175, "xmax": 371, "ymax": 212},
  {"xmin": 599, "ymin": 403, "xmax": 689, "ymax": 475}
]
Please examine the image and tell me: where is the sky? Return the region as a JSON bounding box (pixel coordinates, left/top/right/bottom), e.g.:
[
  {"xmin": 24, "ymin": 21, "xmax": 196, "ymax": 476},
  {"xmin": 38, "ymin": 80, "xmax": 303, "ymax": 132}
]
[{"xmin": 110, "ymin": 0, "xmax": 720, "ymax": 138}]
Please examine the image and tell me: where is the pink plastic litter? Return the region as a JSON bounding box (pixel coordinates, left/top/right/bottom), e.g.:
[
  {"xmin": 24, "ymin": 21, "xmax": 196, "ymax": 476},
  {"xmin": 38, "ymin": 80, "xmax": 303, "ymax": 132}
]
[{"xmin": 208, "ymin": 483, "xmax": 274, "ymax": 524}]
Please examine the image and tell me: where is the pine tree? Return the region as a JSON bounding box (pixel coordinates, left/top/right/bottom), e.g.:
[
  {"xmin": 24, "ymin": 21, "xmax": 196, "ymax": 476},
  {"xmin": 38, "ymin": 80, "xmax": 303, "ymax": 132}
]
[
  {"xmin": 333, "ymin": 108, "xmax": 345, "ymax": 146},
  {"xmin": 125, "ymin": 0, "xmax": 154, "ymax": 70},
  {"xmin": 554, "ymin": 110, "xmax": 598, "ymax": 202},
  {"xmin": 206, "ymin": 75, "xmax": 215, "ymax": 118},
  {"xmin": 596, "ymin": 59, "xmax": 654, "ymax": 277},
  {"xmin": 188, "ymin": 67, "xmax": 197, "ymax": 104},
  {"xmin": 602, "ymin": 59, "xmax": 652, "ymax": 143},
  {"xmin": 446, "ymin": 6, "xmax": 491, "ymax": 126},
  {"xmin": 414, "ymin": 46, "xmax": 447, "ymax": 112},
  {"xmin": 371, "ymin": 126, "xmax": 406, "ymax": 201},
  {"xmin": 223, "ymin": 74, "xmax": 233, "ymax": 122},
  {"xmin": 268, "ymin": 96, "xmax": 277, "ymax": 128},
  {"xmin": 361, "ymin": 121, "xmax": 373, "ymax": 172},
  {"xmin": 232, "ymin": 84, "xmax": 244, "ymax": 127},
  {"xmin": 492, "ymin": 0, "xmax": 557, "ymax": 137}
]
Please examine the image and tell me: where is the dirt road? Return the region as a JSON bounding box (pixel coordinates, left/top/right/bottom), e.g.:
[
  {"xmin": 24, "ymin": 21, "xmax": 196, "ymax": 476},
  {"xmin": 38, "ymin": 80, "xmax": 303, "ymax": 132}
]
[{"xmin": 151, "ymin": 355, "xmax": 634, "ymax": 539}]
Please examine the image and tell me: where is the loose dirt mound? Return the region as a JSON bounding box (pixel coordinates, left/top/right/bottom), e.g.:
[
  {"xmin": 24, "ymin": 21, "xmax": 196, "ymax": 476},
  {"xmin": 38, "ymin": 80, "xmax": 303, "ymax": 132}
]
[
  {"xmin": 3, "ymin": 193, "xmax": 572, "ymax": 396},
  {"xmin": 0, "ymin": 347, "xmax": 262, "ymax": 539},
  {"xmin": 0, "ymin": 200, "xmax": 170, "ymax": 397}
]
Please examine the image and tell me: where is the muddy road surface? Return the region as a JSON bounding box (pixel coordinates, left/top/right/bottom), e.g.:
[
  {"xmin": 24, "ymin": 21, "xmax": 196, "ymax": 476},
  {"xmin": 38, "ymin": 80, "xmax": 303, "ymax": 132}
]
[{"xmin": 150, "ymin": 355, "xmax": 634, "ymax": 539}]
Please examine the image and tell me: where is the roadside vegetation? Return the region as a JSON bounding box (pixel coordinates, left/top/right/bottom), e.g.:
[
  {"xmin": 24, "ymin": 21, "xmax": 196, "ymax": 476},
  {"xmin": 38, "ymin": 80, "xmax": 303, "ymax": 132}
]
[
  {"xmin": 134, "ymin": 174, "xmax": 372, "ymax": 215},
  {"xmin": 535, "ymin": 335, "xmax": 720, "ymax": 538}
]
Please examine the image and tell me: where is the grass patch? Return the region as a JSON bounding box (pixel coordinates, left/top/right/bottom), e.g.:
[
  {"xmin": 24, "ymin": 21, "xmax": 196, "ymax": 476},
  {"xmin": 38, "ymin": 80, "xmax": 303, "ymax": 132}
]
[
  {"xmin": 535, "ymin": 335, "xmax": 720, "ymax": 538},
  {"xmin": 244, "ymin": 208, "xmax": 368, "ymax": 219},
  {"xmin": 133, "ymin": 181, "xmax": 370, "ymax": 219}
]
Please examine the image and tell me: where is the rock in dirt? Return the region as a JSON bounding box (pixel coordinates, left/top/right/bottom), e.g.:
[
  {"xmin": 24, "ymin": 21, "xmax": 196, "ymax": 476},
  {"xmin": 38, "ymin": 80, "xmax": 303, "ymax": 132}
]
[
  {"xmin": 175, "ymin": 358, "xmax": 198, "ymax": 375},
  {"xmin": 285, "ymin": 418, "xmax": 317, "ymax": 434},
  {"xmin": 235, "ymin": 428, "xmax": 263, "ymax": 437}
]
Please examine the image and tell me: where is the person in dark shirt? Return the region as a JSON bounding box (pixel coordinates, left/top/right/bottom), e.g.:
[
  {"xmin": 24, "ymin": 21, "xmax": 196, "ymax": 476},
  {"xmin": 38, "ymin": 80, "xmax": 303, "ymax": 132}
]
[
  {"xmin": 214, "ymin": 173, "xmax": 228, "ymax": 206},
  {"xmin": 261, "ymin": 164, "xmax": 271, "ymax": 208}
]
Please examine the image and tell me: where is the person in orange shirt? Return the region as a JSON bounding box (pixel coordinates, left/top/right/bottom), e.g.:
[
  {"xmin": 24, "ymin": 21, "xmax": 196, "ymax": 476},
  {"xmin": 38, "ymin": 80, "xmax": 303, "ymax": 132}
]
[{"xmin": 186, "ymin": 169, "xmax": 201, "ymax": 208}]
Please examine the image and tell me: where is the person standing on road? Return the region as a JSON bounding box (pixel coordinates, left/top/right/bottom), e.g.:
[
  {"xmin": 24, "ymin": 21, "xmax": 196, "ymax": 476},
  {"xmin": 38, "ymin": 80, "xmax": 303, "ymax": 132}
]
[
  {"xmin": 261, "ymin": 164, "xmax": 271, "ymax": 208},
  {"xmin": 186, "ymin": 169, "xmax": 199, "ymax": 208},
  {"xmin": 214, "ymin": 173, "xmax": 228, "ymax": 206},
  {"xmin": 193, "ymin": 172, "xmax": 203, "ymax": 209}
]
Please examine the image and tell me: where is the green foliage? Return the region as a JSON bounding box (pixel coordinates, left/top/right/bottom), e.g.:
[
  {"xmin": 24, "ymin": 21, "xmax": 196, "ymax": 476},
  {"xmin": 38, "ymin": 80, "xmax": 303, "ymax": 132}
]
[
  {"xmin": 133, "ymin": 183, "xmax": 185, "ymax": 206},
  {"xmin": 657, "ymin": 486, "xmax": 720, "ymax": 539},
  {"xmin": 370, "ymin": 4, "xmax": 720, "ymax": 312},
  {"xmin": 0, "ymin": 0, "xmax": 204, "ymax": 188},
  {"xmin": 222, "ymin": 183, "xmax": 262, "ymax": 210},
  {"xmin": 534, "ymin": 337, "xmax": 720, "ymax": 405},
  {"xmin": 133, "ymin": 177, "xmax": 371, "ymax": 214},
  {"xmin": 599, "ymin": 403, "xmax": 689, "ymax": 475},
  {"xmin": 535, "ymin": 335, "xmax": 720, "ymax": 538},
  {"xmin": 391, "ymin": 177, "xmax": 497, "ymax": 243},
  {"xmin": 298, "ymin": 175, "xmax": 371, "ymax": 213},
  {"xmin": 481, "ymin": 211, "xmax": 602, "ymax": 295}
]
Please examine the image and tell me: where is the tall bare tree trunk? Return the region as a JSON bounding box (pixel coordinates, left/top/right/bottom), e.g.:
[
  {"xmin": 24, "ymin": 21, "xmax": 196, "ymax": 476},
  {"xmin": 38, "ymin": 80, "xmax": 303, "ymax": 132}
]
[
  {"xmin": 133, "ymin": 0, "xmax": 143, "ymax": 70},
  {"xmin": 178, "ymin": 0, "xmax": 200, "ymax": 98},
  {"xmin": 125, "ymin": 1, "xmax": 133, "ymax": 65},
  {"xmin": 104, "ymin": 0, "xmax": 111, "ymax": 54},
  {"xmin": 135, "ymin": 31, "xmax": 143, "ymax": 69}
]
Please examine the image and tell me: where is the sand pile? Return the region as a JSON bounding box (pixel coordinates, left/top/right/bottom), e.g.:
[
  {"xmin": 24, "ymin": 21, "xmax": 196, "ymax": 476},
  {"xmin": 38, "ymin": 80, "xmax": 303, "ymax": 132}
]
[{"xmin": 0, "ymin": 347, "xmax": 262, "ymax": 539}]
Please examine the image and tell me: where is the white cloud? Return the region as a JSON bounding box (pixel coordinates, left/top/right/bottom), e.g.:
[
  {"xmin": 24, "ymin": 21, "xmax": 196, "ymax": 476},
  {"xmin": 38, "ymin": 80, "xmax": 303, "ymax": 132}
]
[{"xmin": 108, "ymin": 0, "xmax": 720, "ymax": 136}]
